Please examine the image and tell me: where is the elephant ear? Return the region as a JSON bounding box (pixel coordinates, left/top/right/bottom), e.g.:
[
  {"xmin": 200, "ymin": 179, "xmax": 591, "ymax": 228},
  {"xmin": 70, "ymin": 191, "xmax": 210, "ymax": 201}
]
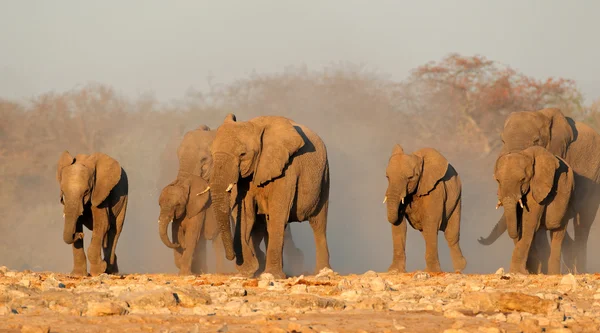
[
  {"xmin": 539, "ymin": 108, "xmax": 574, "ymax": 158},
  {"xmin": 56, "ymin": 151, "xmax": 75, "ymax": 183},
  {"xmin": 187, "ymin": 176, "xmax": 210, "ymax": 218},
  {"xmin": 528, "ymin": 146, "xmax": 560, "ymax": 203},
  {"xmin": 414, "ymin": 148, "xmax": 449, "ymax": 197},
  {"xmin": 88, "ymin": 153, "xmax": 122, "ymax": 207},
  {"xmin": 391, "ymin": 144, "xmax": 404, "ymax": 156},
  {"xmin": 253, "ymin": 117, "xmax": 305, "ymax": 186}
]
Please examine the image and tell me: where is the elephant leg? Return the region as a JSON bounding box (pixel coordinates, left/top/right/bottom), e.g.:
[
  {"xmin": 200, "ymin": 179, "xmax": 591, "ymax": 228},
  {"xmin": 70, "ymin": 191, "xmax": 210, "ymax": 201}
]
[
  {"xmin": 233, "ymin": 198, "xmax": 260, "ymax": 277},
  {"xmin": 252, "ymin": 218, "xmax": 268, "ymax": 275},
  {"xmin": 527, "ymin": 230, "xmax": 549, "ymax": 274},
  {"xmin": 71, "ymin": 221, "xmax": 87, "ymax": 276},
  {"xmin": 102, "ymin": 223, "xmax": 117, "ymax": 274},
  {"xmin": 173, "ymin": 221, "xmax": 183, "ymax": 270},
  {"xmin": 548, "ymin": 224, "xmax": 567, "ymax": 275},
  {"xmin": 573, "ymin": 209, "xmax": 594, "ymax": 274},
  {"xmin": 283, "ymin": 225, "xmax": 305, "ymax": 276},
  {"xmin": 263, "ymin": 214, "xmax": 288, "ymax": 279},
  {"xmin": 191, "ymin": 236, "xmax": 207, "ymax": 274},
  {"xmin": 106, "ymin": 197, "xmax": 126, "ymax": 274},
  {"xmin": 309, "ymin": 199, "xmax": 331, "ymax": 274},
  {"xmin": 443, "ymin": 200, "xmax": 466, "ymax": 273},
  {"xmin": 422, "ymin": 218, "xmax": 442, "ymax": 273},
  {"xmin": 388, "ymin": 220, "xmax": 407, "ymax": 273},
  {"xmin": 509, "ymin": 215, "xmax": 536, "ymax": 274},
  {"xmin": 179, "ymin": 217, "xmax": 199, "ymax": 276},
  {"xmin": 191, "ymin": 215, "xmax": 207, "ymax": 274},
  {"xmin": 89, "ymin": 207, "xmax": 108, "ymax": 276}
]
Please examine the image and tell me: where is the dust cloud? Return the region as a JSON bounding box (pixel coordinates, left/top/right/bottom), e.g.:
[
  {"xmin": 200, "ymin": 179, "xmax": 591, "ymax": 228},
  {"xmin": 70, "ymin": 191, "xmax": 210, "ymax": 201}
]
[{"xmin": 0, "ymin": 66, "xmax": 534, "ymax": 277}]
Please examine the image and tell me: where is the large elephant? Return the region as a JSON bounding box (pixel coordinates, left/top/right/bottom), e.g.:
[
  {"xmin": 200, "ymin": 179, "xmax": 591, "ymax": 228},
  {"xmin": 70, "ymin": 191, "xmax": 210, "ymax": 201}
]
[
  {"xmin": 207, "ymin": 114, "xmax": 329, "ymax": 279},
  {"xmin": 384, "ymin": 144, "xmax": 466, "ymax": 273},
  {"xmin": 479, "ymin": 108, "xmax": 600, "ymax": 273},
  {"xmin": 57, "ymin": 151, "xmax": 128, "ymax": 276},
  {"xmin": 493, "ymin": 146, "xmax": 574, "ymax": 274},
  {"xmin": 159, "ymin": 124, "xmax": 305, "ymax": 276}
]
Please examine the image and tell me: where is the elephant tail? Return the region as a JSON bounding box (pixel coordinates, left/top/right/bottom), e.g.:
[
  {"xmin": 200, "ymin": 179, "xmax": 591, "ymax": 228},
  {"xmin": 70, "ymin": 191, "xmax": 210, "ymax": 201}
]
[{"xmin": 477, "ymin": 214, "xmax": 507, "ymax": 245}]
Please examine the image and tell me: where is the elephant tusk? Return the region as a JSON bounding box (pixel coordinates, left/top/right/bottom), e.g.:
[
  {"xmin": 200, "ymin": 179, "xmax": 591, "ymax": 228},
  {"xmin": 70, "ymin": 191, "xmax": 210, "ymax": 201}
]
[
  {"xmin": 495, "ymin": 201, "xmax": 502, "ymax": 210},
  {"xmin": 383, "ymin": 196, "xmax": 387, "ymax": 204},
  {"xmin": 63, "ymin": 213, "xmax": 65, "ymax": 218},
  {"xmin": 518, "ymin": 199, "xmax": 524, "ymax": 209},
  {"xmin": 401, "ymin": 197, "xmax": 405, "ymax": 205},
  {"xmin": 196, "ymin": 186, "xmax": 210, "ymax": 196},
  {"xmin": 225, "ymin": 183, "xmax": 234, "ymax": 192}
]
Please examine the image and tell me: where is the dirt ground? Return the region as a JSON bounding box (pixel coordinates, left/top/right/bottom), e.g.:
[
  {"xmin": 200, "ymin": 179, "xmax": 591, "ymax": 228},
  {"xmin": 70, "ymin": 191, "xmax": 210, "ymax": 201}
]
[{"xmin": 1, "ymin": 266, "xmax": 599, "ymax": 333}]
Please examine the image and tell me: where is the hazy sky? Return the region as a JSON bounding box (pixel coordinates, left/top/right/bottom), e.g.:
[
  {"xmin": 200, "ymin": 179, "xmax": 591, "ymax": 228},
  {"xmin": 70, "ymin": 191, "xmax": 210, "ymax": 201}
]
[{"xmin": 1, "ymin": 0, "xmax": 599, "ymax": 102}]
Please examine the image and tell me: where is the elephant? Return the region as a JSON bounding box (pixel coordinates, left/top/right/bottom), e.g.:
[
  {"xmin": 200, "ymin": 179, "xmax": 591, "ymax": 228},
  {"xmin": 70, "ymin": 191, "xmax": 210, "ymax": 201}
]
[
  {"xmin": 480, "ymin": 108, "xmax": 600, "ymax": 273},
  {"xmin": 384, "ymin": 144, "xmax": 466, "ymax": 273},
  {"xmin": 57, "ymin": 151, "xmax": 128, "ymax": 276},
  {"xmin": 492, "ymin": 146, "xmax": 574, "ymax": 274},
  {"xmin": 158, "ymin": 175, "xmax": 227, "ymax": 275},
  {"xmin": 158, "ymin": 124, "xmax": 306, "ymax": 276},
  {"xmin": 206, "ymin": 114, "xmax": 329, "ymax": 279}
]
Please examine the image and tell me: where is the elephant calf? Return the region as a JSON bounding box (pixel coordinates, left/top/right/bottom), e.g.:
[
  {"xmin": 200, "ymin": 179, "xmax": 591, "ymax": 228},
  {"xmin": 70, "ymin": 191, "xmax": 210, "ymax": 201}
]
[
  {"xmin": 384, "ymin": 144, "xmax": 466, "ymax": 273},
  {"xmin": 493, "ymin": 146, "xmax": 574, "ymax": 274},
  {"xmin": 158, "ymin": 175, "xmax": 226, "ymax": 275},
  {"xmin": 57, "ymin": 151, "xmax": 128, "ymax": 276}
]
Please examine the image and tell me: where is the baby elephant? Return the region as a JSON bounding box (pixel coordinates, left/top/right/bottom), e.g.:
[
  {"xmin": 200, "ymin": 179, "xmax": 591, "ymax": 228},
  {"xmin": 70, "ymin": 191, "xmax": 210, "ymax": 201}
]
[
  {"xmin": 57, "ymin": 151, "xmax": 128, "ymax": 276},
  {"xmin": 494, "ymin": 146, "xmax": 574, "ymax": 274},
  {"xmin": 384, "ymin": 145, "xmax": 466, "ymax": 273}
]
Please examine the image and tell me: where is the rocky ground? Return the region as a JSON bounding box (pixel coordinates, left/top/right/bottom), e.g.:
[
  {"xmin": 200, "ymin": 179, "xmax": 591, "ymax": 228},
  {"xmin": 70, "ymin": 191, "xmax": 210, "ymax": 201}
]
[{"xmin": 1, "ymin": 266, "xmax": 600, "ymax": 333}]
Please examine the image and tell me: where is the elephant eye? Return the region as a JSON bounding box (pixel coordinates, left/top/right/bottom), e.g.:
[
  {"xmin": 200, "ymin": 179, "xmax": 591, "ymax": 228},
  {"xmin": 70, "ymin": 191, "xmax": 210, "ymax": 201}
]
[{"xmin": 240, "ymin": 152, "xmax": 246, "ymax": 157}]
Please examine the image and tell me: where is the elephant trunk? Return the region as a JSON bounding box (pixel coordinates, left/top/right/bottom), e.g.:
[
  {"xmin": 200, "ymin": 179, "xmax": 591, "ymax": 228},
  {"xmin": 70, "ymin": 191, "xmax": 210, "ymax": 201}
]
[
  {"xmin": 503, "ymin": 199, "xmax": 519, "ymax": 240},
  {"xmin": 62, "ymin": 202, "xmax": 81, "ymax": 244},
  {"xmin": 478, "ymin": 214, "xmax": 507, "ymax": 245},
  {"xmin": 385, "ymin": 189, "xmax": 406, "ymax": 225},
  {"xmin": 158, "ymin": 217, "xmax": 179, "ymax": 249},
  {"xmin": 209, "ymin": 155, "xmax": 239, "ymax": 261}
]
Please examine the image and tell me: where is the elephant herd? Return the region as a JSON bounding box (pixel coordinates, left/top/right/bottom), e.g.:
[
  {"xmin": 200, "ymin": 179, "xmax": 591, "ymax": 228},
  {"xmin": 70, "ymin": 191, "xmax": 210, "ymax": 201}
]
[{"xmin": 55, "ymin": 108, "xmax": 600, "ymax": 278}]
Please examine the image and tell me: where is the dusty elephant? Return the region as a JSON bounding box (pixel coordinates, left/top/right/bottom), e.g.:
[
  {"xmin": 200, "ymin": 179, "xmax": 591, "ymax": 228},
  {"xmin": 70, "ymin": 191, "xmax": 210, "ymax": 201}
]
[
  {"xmin": 206, "ymin": 114, "xmax": 330, "ymax": 279},
  {"xmin": 384, "ymin": 144, "xmax": 466, "ymax": 273},
  {"xmin": 158, "ymin": 125, "xmax": 230, "ymax": 275},
  {"xmin": 383, "ymin": 144, "xmax": 467, "ymax": 272},
  {"xmin": 158, "ymin": 124, "xmax": 305, "ymax": 276},
  {"xmin": 492, "ymin": 146, "xmax": 574, "ymax": 274},
  {"xmin": 480, "ymin": 108, "xmax": 600, "ymax": 273},
  {"xmin": 57, "ymin": 151, "xmax": 128, "ymax": 276}
]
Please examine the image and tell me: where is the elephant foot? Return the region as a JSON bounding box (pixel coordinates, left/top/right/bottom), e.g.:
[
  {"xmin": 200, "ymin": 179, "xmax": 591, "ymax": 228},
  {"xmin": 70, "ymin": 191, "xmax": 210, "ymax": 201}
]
[
  {"xmin": 425, "ymin": 265, "xmax": 442, "ymax": 273},
  {"xmin": 262, "ymin": 269, "xmax": 287, "ymax": 280},
  {"xmin": 89, "ymin": 261, "xmax": 108, "ymax": 276},
  {"xmin": 509, "ymin": 265, "xmax": 529, "ymax": 275},
  {"xmin": 453, "ymin": 257, "xmax": 467, "ymax": 273},
  {"xmin": 70, "ymin": 268, "xmax": 88, "ymax": 277},
  {"xmin": 178, "ymin": 270, "xmax": 195, "ymax": 276},
  {"xmin": 387, "ymin": 263, "xmax": 406, "ymax": 274}
]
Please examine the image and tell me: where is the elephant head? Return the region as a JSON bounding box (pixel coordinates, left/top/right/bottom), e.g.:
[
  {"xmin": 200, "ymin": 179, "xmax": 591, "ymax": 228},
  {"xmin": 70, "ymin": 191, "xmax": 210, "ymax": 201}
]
[
  {"xmin": 208, "ymin": 114, "xmax": 305, "ymax": 260},
  {"xmin": 501, "ymin": 108, "xmax": 574, "ymax": 158},
  {"xmin": 494, "ymin": 146, "xmax": 561, "ymax": 239},
  {"xmin": 384, "ymin": 145, "xmax": 448, "ymax": 224},
  {"xmin": 157, "ymin": 176, "xmax": 211, "ymax": 248},
  {"xmin": 57, "ymin": 151, "xmax": 122, "ymax": 244},
  {"xmin": 176, "ymin": 125, "xmax": 214, "ymax": 182}
]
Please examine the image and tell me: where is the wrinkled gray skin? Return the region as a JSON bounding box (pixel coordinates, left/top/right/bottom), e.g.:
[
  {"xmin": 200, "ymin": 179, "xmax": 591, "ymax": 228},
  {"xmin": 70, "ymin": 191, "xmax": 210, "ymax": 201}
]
[
  {"xmin": 493, "ymin": 146, "xmax": 574, "ymax": 274},
  {"xmin": 478, "ymin": 108, "xmax": 600, "ymax": 273},
  {"xmin": 159, "ymin": 125, "xmax": 305, "ymax": 275},
  {"xmin": 57, "ymin": 151, "xmax": 128, "ymax": 276},
  {"xmin": 207, "ymin": 114, "xmax": 329, "ymax": 279},
  {"xmin": 385, "ymin": 144, "xmax": 467, "ymax": 273}
]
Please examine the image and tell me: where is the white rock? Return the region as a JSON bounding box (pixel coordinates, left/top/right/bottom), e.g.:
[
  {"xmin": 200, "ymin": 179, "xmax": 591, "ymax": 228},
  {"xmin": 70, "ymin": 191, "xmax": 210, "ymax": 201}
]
[
  {"xmin": 495, "ymin": 267, "xmax": 505, "ymax": 275},
  {"xmin": 290, "ymin": 284, "xmax": 307, "ymax": 294},
  {"xmin": 560, "ymin": 274, "xmax": 577, "ymax": 289},
  {"xmin": 413, "ymin": 272, "xmax": 430, "ymax": 280},
  {"xmin": 369, "ymin": 277, "xmax": 389, "ymax": 292}
]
